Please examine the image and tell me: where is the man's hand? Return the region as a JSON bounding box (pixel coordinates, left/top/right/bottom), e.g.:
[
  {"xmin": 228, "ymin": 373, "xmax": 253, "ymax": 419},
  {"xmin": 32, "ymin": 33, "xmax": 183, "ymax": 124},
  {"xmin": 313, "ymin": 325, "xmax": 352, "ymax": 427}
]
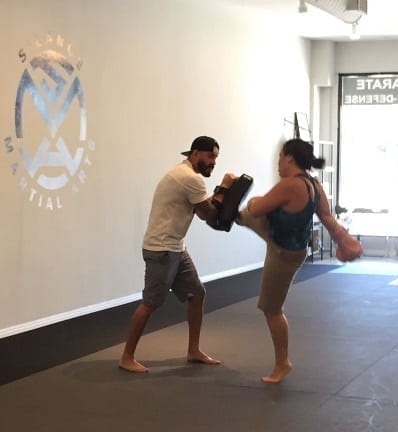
[
  {"xmin": 220, "ymin": 173, "xmax": 238, "ymax": 189},
  {"xmin": 209, "ymin": 173, "xmax": 254, "ymax": 232},
  {"xmin": 212, "ymin": 173, "xmax": 238, "ymax": 204},
  {"xmin": 194, "ymin": 173, "xmax": 238, "ymax": 223}
]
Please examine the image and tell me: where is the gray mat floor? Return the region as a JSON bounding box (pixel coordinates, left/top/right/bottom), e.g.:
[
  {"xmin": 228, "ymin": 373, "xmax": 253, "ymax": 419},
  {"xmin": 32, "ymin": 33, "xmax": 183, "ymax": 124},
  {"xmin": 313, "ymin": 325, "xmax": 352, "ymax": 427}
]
[{"xmin": 2, "ymin": 259, "xmax": 398, "ymax": 432}]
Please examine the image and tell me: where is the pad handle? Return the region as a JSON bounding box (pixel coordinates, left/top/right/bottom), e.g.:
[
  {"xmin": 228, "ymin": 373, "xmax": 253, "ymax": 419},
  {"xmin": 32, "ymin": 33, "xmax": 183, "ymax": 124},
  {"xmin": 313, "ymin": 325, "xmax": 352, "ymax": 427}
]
[{"xmin": 207, "ymin": 174, "xmax": 253, "ymax": 232}]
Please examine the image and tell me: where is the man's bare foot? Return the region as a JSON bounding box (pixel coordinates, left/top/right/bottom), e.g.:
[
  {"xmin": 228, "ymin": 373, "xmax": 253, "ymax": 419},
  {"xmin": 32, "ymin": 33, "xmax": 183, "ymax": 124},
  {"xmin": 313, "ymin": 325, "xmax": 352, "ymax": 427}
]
[
  {"xmin": 187, "ymin": 350, "xmax": 221, "ymax": 365},
  {"xmin": 118, "ymin": 355, "xmax": 149, "ymax": 373},
  {"xmin": 261, "ymin": 362, "xmax": 292, "ymax": 383}
]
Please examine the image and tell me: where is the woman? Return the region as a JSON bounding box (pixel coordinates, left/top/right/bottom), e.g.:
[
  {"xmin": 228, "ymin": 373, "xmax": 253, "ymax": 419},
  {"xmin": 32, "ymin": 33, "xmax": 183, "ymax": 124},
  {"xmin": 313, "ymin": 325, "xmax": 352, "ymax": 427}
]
[{"xmin": 237, "ymin": 138, "xmax": 361, "ymax": 384}]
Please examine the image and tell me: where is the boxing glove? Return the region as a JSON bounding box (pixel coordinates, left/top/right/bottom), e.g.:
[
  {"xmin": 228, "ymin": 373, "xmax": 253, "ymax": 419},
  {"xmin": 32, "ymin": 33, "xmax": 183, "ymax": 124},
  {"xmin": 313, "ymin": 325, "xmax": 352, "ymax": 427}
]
[{"xmin": 331, "ymin": 226, "xmax": 363, "ymax": 262}]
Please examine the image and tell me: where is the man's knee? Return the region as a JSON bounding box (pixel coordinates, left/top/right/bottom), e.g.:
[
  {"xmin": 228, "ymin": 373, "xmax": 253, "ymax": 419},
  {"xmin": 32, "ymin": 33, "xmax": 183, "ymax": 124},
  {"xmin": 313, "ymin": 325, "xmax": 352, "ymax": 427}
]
[
  {"xmin": 188, "ymin": 293, "xmax": 205, "ymax": 305},
  {"xmin": 138, "ymin": 302, "xmax": 158, "ymax": 316}
]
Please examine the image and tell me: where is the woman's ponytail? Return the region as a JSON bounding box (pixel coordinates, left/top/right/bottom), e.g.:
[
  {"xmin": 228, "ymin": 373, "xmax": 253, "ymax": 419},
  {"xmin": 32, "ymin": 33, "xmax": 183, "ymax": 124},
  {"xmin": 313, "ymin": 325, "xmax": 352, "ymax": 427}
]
[{"xmin": 311, "ymin": 156, "xmax": 325, "ymax": 170}]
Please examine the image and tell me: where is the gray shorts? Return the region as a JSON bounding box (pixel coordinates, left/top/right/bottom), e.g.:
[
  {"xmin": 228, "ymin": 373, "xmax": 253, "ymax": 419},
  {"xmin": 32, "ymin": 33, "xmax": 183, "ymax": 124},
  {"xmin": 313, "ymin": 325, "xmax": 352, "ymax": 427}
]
[{"xmin": 142, "ymin": 249, "xmax": 206, "ymax": 308}]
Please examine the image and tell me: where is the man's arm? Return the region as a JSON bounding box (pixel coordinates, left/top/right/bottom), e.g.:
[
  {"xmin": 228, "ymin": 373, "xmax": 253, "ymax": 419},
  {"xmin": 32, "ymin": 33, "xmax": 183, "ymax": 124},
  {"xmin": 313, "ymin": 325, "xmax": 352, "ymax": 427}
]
[
  {"xmin": 194, "ymin": 173, "xmax": 237, "ymax": 224},
  {"xmin": 194, "ymin": 198, "xmax": 218, "ymax": 223}
]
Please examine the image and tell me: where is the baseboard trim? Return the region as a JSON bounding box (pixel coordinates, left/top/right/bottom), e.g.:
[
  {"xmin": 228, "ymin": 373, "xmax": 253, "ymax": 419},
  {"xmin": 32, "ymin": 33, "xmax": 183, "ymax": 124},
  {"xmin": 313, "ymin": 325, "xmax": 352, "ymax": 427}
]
[
  {"xmin": 0, "ymin": 293, "xmax": 143, "ymax": 339},
  {"xmin": 0, "ymin": 263, "xmax": 339, "ymax": 386},
  {"xmin": 200, "ymin": 262, "xmax": 263, "ymax": 283},
  {"xmin": 0, "ymin": 262, "xmax": 264, "ymax": 339},
  {"xmin": 0, "ymin": 266, "xmax": 264, "ymax": 385}
]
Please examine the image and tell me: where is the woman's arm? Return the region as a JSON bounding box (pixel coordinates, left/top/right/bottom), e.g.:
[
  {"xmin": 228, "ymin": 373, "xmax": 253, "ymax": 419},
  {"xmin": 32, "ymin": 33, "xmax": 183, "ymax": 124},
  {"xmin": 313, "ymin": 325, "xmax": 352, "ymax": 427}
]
[
  {"xmin": 315, "ymin": 184, "xmax": 341, "ymax": 235},
  {"xmin": 315, "ymin": 181, "xmax": 363, "ymax": 261},
  {"xmin": 247, "ymin": 179, "xmax": 296, "ymax": 217}
]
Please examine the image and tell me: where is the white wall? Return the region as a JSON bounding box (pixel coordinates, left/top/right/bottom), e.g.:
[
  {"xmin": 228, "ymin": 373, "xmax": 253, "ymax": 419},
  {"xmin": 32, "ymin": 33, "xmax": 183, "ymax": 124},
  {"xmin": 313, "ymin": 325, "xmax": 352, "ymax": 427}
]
[
  {"xmin": 0, "ymin": 0, "xmax": 311, "ymax": 336},
  {"xmin": 336, "ymin": 40, "xmax": 398, "ymax": 73}
]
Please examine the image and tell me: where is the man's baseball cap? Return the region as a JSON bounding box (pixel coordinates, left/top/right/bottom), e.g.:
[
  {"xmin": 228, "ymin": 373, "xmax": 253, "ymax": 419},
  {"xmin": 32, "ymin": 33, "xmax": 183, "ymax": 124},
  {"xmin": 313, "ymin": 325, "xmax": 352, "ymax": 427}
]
[{"xmin": 181, "ymin": 136, "xmax": 219, "ymax": 156}]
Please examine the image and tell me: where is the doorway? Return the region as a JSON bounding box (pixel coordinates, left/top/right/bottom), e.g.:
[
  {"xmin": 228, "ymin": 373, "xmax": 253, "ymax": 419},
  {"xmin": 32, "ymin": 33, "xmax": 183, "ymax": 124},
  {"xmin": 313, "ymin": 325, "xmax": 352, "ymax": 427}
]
[{"xmin": 338, "ymin": 73, "xmax": 398, "ymax": 256}]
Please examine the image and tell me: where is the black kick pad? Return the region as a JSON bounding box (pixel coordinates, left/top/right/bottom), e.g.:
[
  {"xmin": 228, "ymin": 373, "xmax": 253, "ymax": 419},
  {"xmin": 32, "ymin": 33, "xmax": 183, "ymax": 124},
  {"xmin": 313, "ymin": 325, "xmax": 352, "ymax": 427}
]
[{"xmin": 208, "ymin": 174, "xmax": 253, "ymax": 232}]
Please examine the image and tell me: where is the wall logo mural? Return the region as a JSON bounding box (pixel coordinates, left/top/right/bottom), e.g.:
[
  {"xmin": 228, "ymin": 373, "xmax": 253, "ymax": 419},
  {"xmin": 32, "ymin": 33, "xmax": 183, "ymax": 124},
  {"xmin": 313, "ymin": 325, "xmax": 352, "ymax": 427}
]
[{"xmin": 4, "ymin": 35, "xmax": 95, "ymax": 210}]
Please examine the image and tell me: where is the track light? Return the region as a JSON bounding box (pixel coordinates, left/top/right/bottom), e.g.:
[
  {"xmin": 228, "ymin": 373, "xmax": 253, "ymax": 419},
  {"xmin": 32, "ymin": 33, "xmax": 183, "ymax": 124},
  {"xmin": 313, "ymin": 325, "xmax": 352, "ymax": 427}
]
[
  {"xmin": 298, "ymin": 0, "xmax": 308, "ymax": 13},
  {"xmin": 349, "ymin": 22, "xmax": 360, "ymax": 40}
]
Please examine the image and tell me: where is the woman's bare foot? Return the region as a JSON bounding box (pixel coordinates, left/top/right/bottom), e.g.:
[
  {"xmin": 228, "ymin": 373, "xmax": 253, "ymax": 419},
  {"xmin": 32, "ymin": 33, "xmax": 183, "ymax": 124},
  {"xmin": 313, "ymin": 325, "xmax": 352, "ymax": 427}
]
[
  {"xmin": 187, "ymin": 350, "xmax": 221, "ymax": 365},
  {"xmin": 261, "ymin": 361, "xmax": 292, "ymax": 383},
  {"xmin": 118, "ymin": 355, "xmax": 149, "ymax": 373}
]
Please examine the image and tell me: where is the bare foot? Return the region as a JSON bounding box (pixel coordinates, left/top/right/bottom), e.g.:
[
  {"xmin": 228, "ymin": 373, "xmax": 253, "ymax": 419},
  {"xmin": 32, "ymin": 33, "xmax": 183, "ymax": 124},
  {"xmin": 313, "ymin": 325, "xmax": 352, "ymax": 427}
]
[
  {"xmin": 261, "ymin": 362, "xmax": 292, "ymax": 383},
  {"xmin": 187, "ymin": 350, "xmax": 221, "ymax": 365},
  {"xmin": 118, "ymin": 355, "xmax": 149, "ymax": 373}
]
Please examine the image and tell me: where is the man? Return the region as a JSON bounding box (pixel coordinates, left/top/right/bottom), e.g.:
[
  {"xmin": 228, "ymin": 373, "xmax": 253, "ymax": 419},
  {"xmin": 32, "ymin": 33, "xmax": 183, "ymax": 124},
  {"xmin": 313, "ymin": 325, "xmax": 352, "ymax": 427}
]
[{"xmin": 119, "ymin": 136, "xmax": 235, "ymax": 373}]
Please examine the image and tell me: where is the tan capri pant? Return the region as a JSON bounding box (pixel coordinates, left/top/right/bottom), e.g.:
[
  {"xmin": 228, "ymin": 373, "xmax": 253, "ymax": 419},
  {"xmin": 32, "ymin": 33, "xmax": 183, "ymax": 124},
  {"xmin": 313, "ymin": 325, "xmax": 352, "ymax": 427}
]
[
  {"xmin": 236, "ymin": 207, "xmax": 307, "ymax": 314},
  {"xmin": 258, "ymin": 240, "xmax": 307, "ymax": 314}
]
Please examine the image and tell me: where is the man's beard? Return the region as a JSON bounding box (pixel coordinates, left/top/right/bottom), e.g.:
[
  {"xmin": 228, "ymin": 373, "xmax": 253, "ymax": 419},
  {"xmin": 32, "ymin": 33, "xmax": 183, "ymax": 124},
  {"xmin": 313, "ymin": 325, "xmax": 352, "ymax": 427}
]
[{"xmin": 197, "ymin": 160, "xmax": 214, "ymax": 177}]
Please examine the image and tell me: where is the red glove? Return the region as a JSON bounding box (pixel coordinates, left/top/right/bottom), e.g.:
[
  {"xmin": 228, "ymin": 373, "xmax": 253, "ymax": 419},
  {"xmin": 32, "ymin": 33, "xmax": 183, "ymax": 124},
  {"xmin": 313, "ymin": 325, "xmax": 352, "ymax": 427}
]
[{"xmin": 332, "ymin": 226, "xmax": 363, "ymax": 262}]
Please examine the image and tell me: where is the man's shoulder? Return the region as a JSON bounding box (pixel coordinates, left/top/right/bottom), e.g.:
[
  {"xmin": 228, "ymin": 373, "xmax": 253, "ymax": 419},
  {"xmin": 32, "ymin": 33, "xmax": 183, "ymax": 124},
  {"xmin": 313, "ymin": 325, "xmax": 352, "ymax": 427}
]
[
  {"xmin": 168, "ymin": 161, "xmax": 201, "ymax": 182},
  {"xmin": 168, "ymin": 160, "xmax": 192, "ymax": 174}
]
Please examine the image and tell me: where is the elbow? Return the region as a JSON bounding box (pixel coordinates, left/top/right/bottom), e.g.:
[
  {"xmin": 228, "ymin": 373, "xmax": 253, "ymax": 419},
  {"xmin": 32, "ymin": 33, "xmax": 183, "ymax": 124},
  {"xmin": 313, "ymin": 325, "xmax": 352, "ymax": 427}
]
[
  {"xmin": 247, "ymin": 197, "xmax": 265, "ymax": 217},
  {"xmin": 200, "ymin": 208, "xmax": 218, "ymax": 223},
  {"xmin": 195, "ymin": 209, "xmax": 207, "ymax": 221}
]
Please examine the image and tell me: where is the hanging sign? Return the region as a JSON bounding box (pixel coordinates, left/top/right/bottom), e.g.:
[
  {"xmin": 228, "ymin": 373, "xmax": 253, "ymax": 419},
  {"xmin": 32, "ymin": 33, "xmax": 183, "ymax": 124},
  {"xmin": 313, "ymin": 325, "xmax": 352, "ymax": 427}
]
[{"xmin": 342, "ymin": 75, "xmax": 398, "ymax": 105}]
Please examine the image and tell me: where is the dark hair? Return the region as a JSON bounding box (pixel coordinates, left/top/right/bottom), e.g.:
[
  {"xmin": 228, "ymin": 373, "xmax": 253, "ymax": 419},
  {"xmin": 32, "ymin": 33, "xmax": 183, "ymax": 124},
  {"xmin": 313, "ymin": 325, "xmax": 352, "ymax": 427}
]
[{"xmin": 282, "ymin": 139, "xmax": 325, "ymax": 170}]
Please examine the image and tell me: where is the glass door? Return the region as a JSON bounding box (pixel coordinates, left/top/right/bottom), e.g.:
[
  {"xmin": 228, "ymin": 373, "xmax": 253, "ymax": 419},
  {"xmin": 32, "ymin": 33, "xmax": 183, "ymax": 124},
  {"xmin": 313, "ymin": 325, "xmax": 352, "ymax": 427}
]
[{"xmin": 338, "ymin": 73, "xmax": 398, "ymax": 251}]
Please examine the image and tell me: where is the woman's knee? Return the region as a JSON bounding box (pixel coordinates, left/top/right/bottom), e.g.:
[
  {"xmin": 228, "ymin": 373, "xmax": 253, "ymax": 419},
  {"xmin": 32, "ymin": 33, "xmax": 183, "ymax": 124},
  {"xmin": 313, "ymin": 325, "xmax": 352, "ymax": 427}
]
[{"xmin": 264, "ymin": 310, "xmax": 284, "ymax": 322}]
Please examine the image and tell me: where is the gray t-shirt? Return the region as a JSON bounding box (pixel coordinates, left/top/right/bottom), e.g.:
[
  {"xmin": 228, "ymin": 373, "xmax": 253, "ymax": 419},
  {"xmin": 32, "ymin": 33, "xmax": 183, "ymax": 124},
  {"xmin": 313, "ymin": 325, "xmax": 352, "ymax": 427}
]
[{"xmin": 142, "ymin": 160, "xmax": 208, "ymax": 252}]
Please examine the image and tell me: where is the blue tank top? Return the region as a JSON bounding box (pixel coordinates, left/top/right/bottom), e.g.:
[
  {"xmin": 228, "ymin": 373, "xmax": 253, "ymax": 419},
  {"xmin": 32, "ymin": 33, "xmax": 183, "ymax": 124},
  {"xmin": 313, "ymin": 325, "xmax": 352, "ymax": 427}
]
[{"xmin": 268, "ymin": 175, "xmax": 320, "ymax": 250}]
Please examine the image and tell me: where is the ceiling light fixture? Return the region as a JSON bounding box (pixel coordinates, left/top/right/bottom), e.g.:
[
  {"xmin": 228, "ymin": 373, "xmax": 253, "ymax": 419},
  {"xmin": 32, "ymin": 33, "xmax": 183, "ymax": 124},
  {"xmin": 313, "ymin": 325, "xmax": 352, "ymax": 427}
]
[
  {"xmin": 304, "ymin": 0, "xmax": 367, "ymax": 24},
  {"xmin": 349, "ymin": 21, "xmax": 361, "ymax": 40},
  {"xmin": 345, "ymin": 0, "xmax": 367, "ymax": 24},
  {"xmin": 298, "ymin": 0, "xmax": 308, "ymax": 14}
]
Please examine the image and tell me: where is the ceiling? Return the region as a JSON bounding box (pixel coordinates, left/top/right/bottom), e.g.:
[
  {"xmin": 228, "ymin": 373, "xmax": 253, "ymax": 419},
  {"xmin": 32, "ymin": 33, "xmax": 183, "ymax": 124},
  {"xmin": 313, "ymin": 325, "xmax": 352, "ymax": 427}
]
[{"xmin": 224, "ymin": 0, "xmax": 398, "ymax": 42}]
